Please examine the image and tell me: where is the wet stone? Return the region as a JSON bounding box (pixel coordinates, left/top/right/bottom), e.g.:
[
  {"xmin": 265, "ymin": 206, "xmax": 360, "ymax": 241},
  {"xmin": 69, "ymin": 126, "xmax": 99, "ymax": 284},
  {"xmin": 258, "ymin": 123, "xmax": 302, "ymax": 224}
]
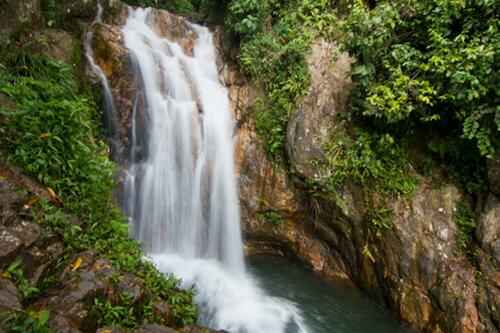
[{"xmin": 0, "ymin": 277, "xmax": 21, "ymax": 312}]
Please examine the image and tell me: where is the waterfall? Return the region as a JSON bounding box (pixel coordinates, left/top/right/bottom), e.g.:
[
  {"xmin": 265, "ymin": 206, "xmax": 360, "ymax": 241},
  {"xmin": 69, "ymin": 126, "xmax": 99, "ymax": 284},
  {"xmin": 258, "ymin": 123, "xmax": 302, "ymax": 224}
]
[
  {"xmin": 91, "ymin": 5, "xmax": 309, "ymax": 333},
  {"xmin": 84, "ymin": 2, "xmax": 121, "ymax": 159}
]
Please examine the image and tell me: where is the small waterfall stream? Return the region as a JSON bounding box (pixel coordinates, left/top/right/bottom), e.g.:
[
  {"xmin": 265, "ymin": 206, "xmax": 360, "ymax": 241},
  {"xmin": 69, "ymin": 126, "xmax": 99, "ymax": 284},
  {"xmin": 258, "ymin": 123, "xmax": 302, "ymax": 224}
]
[
  {"xmin": 84, "ymin": 2, "xmax": 120, "ymax": 157},
  {"xmin": 87, "ymin": 5, "xmax": 309, "ymax": 333}
]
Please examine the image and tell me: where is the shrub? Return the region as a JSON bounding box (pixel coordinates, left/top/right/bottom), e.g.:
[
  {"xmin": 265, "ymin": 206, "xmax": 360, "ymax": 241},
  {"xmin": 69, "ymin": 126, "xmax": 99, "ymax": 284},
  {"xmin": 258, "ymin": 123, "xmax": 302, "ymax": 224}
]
[
  {"xmin": 0, "ymin": 53, "xmax": 197, "ymax": 328},
  {"xmin": 226, "ymin": 0, "xmax": 270, "ymax": 38},
  {"xmin": 319, "ymin": 129, "xmax": 418, "ymax": 196},
  {"xmin": 342, "ymin": 0, "xmax": 499, "ymax": 159},
  {"xmin": 234, "ymin": 0, "xmax": 336, "ymax": 160},
  {"xmin": 454, "ymin": 201, "xmax": 476, "ymax": 252}
]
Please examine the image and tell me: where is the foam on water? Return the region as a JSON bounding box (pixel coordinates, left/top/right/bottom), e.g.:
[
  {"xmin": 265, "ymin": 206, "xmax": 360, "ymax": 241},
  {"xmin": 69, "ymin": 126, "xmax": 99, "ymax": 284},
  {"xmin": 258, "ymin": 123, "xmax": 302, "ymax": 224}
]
[{"xmin": 152, "ymin": 254, "xmax": 308, "ymax": 333}]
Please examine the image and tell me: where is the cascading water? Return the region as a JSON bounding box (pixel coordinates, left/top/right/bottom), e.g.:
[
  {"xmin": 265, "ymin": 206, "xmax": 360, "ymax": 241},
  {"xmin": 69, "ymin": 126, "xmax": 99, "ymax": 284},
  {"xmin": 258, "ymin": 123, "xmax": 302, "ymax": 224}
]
[
  {"xmin": 84, "ymin": 3, "xmax": 120, "ymax": 157},
  {"xmin": 90, "ymin": 5, "xmax": 309, "ymax": 333}
]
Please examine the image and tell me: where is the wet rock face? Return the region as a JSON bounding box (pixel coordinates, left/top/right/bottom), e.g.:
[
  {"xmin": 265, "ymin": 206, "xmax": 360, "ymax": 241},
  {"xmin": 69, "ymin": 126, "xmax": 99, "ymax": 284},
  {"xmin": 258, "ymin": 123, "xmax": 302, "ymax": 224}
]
[
  {"xmin": 218, "ymin": 42, "xmax": 350, "ymax": 279},
  {"xmin": 89, "ymin": 7, "xmax": 200, "ymax": 163},
  {"xmin": 0, "ymin": 278, "xmax": 21, "ymax": 312},
  {"xmin": 149, "ymin": 10, "xmax": 197, "ymax": 55},
  {"xmin": 387, "ymin": 184, "xmax": 479, "ymax": 332},
  {"xmin": 229, "ymin": 36, "xmax": 495, "ymax": 332},
  {"xmin": 0, "ymin": 175, "xmax": 43, "ymax": 269},
  {"xmin": 306, "ymin": 178, "xmax": 484, "ymax": 333},
  {"xmin": 135, "ymin": 325, "xmax": 177, "ymax": 333},
  {"xmin": 286, "ymin": 40, "xmax": 353, "ymax": 180},
  {"xmin": 487, "ymin": 154, "xmax": 500, "ymax": 196},
  {"xmin": 27, "ymin": 29, "xmax": 75, "ymax": 64},
  {"xmin": 478, "ymin": 195, "xmax": 500, "ymax": 267}
]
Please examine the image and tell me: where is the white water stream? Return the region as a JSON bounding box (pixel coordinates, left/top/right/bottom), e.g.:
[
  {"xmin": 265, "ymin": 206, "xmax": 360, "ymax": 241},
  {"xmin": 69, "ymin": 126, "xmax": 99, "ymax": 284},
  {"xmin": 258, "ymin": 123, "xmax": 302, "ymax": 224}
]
[
  {"xmin": 88, "ymin": 5, "xmax": 309, "ymax": 333},
  {"xmin": 84, "ymin": 3, "xmax": 120, "ymax": 156}
]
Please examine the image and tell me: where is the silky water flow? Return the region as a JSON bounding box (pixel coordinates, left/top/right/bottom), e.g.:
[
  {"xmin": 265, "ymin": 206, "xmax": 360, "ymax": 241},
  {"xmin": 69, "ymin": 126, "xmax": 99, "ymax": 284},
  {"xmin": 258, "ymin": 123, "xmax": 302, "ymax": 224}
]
[{"xmin": 86, "ymin": 4, "xmax": 309, "ymax": 333}]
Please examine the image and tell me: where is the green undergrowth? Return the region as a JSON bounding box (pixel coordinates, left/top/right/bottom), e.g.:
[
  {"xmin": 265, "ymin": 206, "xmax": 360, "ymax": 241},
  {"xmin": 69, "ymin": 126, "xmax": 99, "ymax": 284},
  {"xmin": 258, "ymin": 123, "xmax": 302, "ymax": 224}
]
[
  {"xmin": 308, "ymin": 127, "xmax": 417, "ymax": 236},
  {"xmin": 0, "ymin": 52, "xmax": 197, "ymax": 330},
  {"xmin": 3, "ymin": 259, "xmax": 40, "ymax": 301},
  {"xmin": 2, "ymin": 310, "xmax": 52, "ymax": 333},
  {"xmin": 318, "ymin": 129, "xmax": 418, "ymax": 196},
  {"xmin": 454, "ymin": 200, "xmax": 476, "ymax": 254},
  {"xmin": 121, "ymin": 0, "xmax": 227, "ymax": 20},
  {"xmin": 340, "ymin": 0, "xmax": 499, "ymax": 194},
  {"xmin": 367, "ymin": 207, "xmax": 394, "ymax": 235},
  {"xmin": 123, "ymin": 0, "xmax": 197, "ymax": 14},
  {"xmin": 257, "ymin": 209, "xmax": 285, "ymax": 226},
  {"xmin": 232, "ymin": 0, "xmax": 336, "ymax": 161}
]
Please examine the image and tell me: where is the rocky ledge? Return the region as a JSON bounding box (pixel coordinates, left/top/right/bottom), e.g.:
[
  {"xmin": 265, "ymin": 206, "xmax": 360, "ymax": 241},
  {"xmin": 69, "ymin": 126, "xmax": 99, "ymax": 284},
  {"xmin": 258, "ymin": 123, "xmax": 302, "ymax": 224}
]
[{"xmin": 0, "ymin": 161, "xmax": 224, "ymax": 333}]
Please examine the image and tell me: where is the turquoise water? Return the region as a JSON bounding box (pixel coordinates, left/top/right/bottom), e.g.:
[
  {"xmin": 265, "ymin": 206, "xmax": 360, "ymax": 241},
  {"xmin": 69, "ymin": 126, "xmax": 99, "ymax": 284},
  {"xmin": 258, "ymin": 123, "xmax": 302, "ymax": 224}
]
[{"xmin": 248, "ymin": 256, "xmax": 415, "ymax": 333}]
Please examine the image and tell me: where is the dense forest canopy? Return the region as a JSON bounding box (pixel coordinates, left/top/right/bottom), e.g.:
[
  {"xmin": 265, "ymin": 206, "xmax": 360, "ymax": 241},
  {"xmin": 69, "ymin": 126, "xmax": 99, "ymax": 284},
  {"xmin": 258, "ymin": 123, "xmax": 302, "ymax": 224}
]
[{"xmin": 207, "ymin": 0, "xmax": 499, "ymax": 195}]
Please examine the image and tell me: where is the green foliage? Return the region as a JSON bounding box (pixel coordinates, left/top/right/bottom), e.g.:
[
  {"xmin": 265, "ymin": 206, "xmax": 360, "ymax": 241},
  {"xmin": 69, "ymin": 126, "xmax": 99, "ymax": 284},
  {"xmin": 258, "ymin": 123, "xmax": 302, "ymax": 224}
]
[
  {"xmin": 427, "ymin": 136, "xmax": 488, "ymax": 193},
  {"xmin": 40, "ymin": 0, "xmax": 58, "ymax": 27},
  {"xmin": 0, "ymin": 53, "xmax": 197, "ymax": 328},
  {"xmin": 367, "ymin": 207, "xmax": 393, "ymax": 234},
  {"xmin": 454, "ymin": 201, "xmax": 476, "ymax": 252},
  {"xmin": 122, "ymin": 0, "xmax": 193, "ymax": 13},
  {"xmin": 4, "ymin": 258, "xmax": 39, "ymax": 300},
  {"xmin": 319, "ymin": 129, "xmax": 418, "ymax": 196},
  {"xmin": 37, "ymin": 200, "xmax": 197, "ymax": 327},
  {"xmin": 341, "ymin": 0, "xmax": 499, "ymax": 158},
  {"xmin": 2, "ymin": 310, "xmax": 53, "ymax": 333},
  {"xmin": 234, "ymin": 0, "xmax": 336, "ymax": 160},
  {"xmin": 226, "ymin": 0, "xmax": 270, "ymax": 38},
  {"xmin": 0, "ymin": 54, "xmax": 115, "ymax": 216},
  {"xmin": 122, "ymin": 0, "xmax": 226, "ymax": 17},
  {"xmin": 93, "ymin": 295, "xmax": 138, "ymax": 328},
  {"xmin": 257, "ymin": 210, "xmax": 284, "ymax": 225}
]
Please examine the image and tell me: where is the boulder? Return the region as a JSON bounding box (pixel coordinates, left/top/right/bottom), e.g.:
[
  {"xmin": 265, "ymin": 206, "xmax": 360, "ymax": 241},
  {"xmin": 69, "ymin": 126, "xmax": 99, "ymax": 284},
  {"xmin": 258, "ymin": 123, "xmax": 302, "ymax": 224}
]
[
  {"xmin": 181, "ymin": 325, "xmax": 229, "ymax": 333},
  {"xmin": 286, "ymin": 40, "xmax": 353, "ymax": 180},
  {"xmin": 22, "ymin": 235, "xmax": 64, "ymax": 285},
  {"xmin": 0, "ymin": 278, "xmax": 21, "ymax": 312},
  {"xmin": 0, "ymin": 227, "xmax": 23, "ymax": 268},
  {"xmin": 97, "ymin": 328, "xmax": 126, "ymax": 333},
  {"xmin": 34, "ymin": 252, "xmax": 113, "ymax": 333},
  {"xmin": 477, "ymin": 195, "xmax": 500, "ymax": 266},
  {"xmin": 28, "ymin": 29, "xmax": 75, "ymax": 64},
  {"xmin": 135, "ymin": 324, "xmax": 177, "ymax": 333},
  {"xmin": 0, "ymin": 221, "xmax": 41, "ymax": 269},
  {"xmin": 0, "ymin": 176, "xmax": 26, "ymax": 226}
]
